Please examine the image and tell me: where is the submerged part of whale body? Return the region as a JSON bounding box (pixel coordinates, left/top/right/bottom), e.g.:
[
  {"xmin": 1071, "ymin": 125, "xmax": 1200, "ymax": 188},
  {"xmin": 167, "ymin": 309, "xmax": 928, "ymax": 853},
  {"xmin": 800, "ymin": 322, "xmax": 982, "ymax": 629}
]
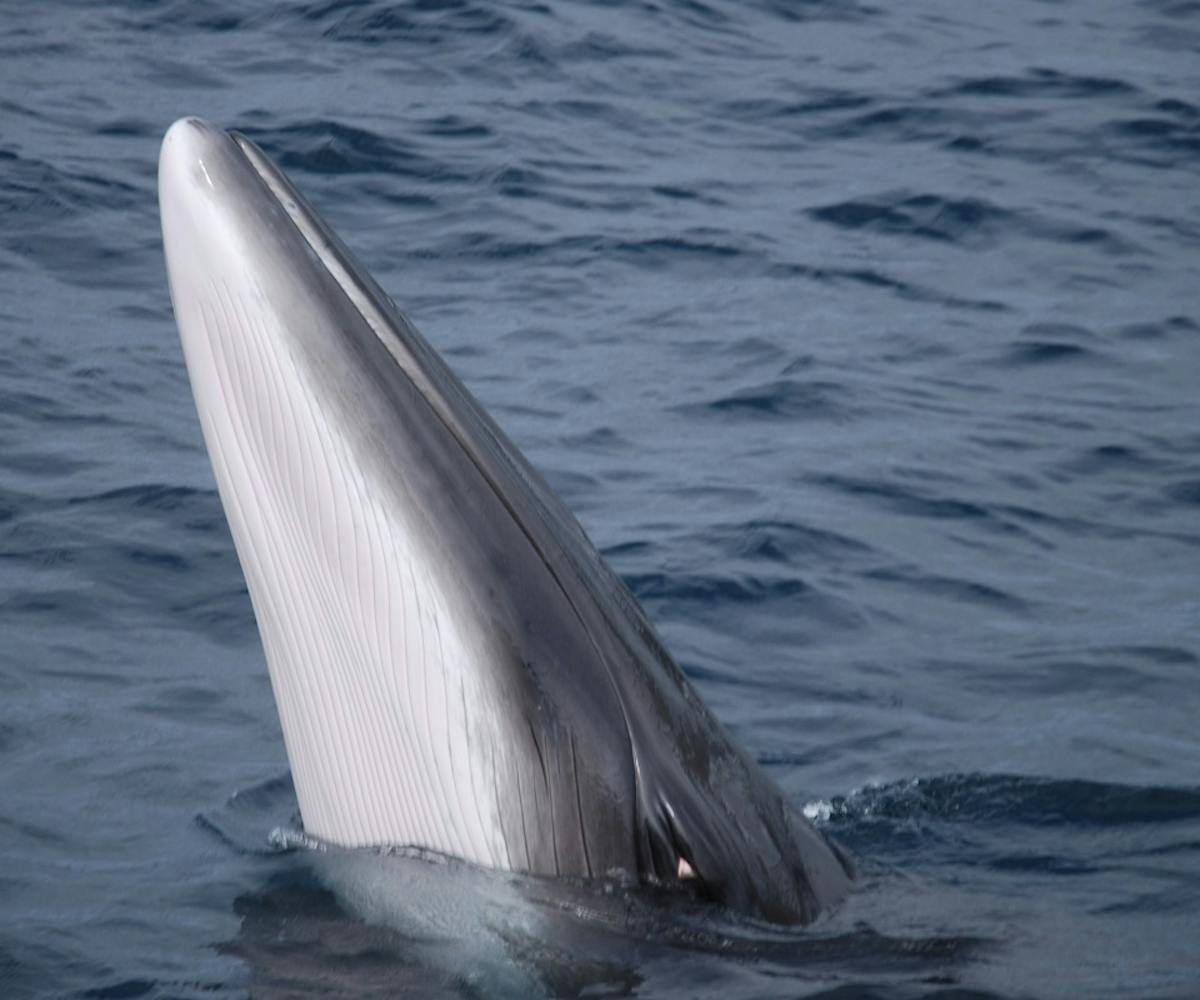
[{"xmin": 158, "ymin": 117, "xmax": 853, "ymax": 925}]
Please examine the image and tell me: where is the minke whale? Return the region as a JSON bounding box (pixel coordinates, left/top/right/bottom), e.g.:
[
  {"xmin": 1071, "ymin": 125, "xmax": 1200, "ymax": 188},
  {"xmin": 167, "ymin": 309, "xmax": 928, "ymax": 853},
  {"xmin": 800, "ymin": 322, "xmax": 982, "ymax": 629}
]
[{"xmin": 159, "ymin": 117, "xmax": 853, "ymax": 925}]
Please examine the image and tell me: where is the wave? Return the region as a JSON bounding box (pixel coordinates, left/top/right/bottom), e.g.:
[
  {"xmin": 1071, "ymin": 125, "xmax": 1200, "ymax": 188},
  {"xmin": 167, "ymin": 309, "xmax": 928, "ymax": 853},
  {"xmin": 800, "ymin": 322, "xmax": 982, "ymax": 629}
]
[{"xmin": 817, "ymin": 773, "xmax": 1200, "ymax": 829}]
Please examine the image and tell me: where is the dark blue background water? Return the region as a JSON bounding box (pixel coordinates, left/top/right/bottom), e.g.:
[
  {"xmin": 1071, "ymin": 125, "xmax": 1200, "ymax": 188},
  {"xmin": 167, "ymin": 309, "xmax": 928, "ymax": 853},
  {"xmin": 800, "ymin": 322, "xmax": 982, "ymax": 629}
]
[{"xmin": 2, "ymin": 1, "xmax": 1198, "ymax": 997}]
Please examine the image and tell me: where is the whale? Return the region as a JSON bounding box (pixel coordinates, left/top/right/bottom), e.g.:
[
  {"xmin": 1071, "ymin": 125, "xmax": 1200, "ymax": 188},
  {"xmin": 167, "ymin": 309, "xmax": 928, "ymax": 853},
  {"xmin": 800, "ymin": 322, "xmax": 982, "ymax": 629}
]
[{"xmin": 159, "ymin": 116, "xmax": 853, "ymax": 926}]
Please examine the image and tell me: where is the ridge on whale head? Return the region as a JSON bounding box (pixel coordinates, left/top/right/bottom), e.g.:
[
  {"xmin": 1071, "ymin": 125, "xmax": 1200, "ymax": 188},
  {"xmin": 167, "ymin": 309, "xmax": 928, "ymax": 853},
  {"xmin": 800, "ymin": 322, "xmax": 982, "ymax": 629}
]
[{"xmin": 159, "ymin": 116, "xmax": 853, "ymax": 925}]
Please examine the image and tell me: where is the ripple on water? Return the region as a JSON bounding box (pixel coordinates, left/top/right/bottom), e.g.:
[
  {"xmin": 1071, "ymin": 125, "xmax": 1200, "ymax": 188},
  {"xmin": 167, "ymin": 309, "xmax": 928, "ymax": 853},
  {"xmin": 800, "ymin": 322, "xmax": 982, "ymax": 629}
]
[{"xmin": 679, "ymin": 378, "xmax": 851, "ymax": 422}]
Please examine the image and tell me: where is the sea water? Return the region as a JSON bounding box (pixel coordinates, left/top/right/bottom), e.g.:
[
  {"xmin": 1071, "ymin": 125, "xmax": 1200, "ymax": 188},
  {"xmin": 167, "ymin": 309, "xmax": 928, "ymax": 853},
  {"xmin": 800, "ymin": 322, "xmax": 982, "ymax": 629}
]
[{"xmin": 1, "ymin": 1, "xmax": 1198, "ymax": 997}]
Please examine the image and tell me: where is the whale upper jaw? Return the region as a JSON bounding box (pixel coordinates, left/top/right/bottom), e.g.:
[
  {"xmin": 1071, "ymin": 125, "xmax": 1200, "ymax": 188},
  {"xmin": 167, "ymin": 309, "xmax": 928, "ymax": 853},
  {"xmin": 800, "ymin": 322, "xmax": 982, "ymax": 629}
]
[{"xmin": 159, "ymin": 117, "xmax": 853, "ymax": 925}]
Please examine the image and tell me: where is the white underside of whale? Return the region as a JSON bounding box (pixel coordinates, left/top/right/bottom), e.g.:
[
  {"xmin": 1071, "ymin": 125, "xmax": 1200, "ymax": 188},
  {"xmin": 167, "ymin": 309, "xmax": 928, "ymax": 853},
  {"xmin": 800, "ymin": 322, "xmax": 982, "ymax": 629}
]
[{"xmin": 161, "ymin": 120, "xmax": 511, "ymax": 868}]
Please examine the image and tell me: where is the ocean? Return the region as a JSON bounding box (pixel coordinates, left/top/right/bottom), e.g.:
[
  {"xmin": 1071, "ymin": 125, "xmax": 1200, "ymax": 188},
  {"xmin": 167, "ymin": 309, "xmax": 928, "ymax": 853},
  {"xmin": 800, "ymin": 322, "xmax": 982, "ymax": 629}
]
[{"xmin": 1, "ymin": 1, "xmax": 1198, "ymax": 997}]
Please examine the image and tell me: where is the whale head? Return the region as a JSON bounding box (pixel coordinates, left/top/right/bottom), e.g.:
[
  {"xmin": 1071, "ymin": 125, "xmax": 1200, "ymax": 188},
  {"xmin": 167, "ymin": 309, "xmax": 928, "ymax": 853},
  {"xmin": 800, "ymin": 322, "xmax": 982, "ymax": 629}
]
[{"xmin": 159, "ymin": 117, "xmax": 853, "ymax": 925}]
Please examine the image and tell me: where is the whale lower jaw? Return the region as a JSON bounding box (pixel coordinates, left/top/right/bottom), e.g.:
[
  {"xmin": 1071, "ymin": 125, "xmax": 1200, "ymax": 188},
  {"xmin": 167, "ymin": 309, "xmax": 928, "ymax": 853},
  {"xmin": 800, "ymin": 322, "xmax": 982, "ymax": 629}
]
[{"xmin": 161, "ymin": 118, "xmax": 530, "ymax": 865}]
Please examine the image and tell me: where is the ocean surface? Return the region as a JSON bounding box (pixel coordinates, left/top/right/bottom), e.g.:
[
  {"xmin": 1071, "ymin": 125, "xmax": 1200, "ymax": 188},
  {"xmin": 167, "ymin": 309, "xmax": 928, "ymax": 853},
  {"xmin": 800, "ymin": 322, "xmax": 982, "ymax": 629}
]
[{"xmin": 2, "ymin": 1, "xmax": 1198, "ymax": 997}]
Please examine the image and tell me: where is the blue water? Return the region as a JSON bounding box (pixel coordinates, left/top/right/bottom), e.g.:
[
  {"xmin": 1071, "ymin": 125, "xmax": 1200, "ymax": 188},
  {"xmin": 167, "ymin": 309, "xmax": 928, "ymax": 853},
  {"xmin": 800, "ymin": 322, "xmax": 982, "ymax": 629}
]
[{"xmin": 2, "ymin": 1, "xmax": 1198, "ymax": 996}]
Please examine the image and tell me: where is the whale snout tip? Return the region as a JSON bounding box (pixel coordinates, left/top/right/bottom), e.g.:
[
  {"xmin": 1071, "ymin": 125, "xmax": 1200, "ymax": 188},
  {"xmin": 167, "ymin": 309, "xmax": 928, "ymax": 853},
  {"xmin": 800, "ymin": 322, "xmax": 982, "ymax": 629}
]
[
  {"xmin": 164, "ymin": 116, "xmax": 218, "ymax": 145},
  {"xmin": 159, "ymin": 117, "xmax": 236, "ymax": 203}
]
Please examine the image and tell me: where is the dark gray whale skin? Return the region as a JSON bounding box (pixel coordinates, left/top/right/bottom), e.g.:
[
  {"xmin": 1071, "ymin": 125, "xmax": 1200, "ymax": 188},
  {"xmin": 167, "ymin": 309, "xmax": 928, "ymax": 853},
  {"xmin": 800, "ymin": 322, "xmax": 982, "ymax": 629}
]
[{"xmin": 162, "ymin": 118, "xmax": 853, "ymax": 925}]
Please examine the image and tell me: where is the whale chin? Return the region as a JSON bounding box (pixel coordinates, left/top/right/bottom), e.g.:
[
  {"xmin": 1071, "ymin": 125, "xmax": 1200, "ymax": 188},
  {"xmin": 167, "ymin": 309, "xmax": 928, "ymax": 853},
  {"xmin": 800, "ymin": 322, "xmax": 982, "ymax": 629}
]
[{"xmin": 159, "ymin": 116, "xmax": 853, "ymax": 925}]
